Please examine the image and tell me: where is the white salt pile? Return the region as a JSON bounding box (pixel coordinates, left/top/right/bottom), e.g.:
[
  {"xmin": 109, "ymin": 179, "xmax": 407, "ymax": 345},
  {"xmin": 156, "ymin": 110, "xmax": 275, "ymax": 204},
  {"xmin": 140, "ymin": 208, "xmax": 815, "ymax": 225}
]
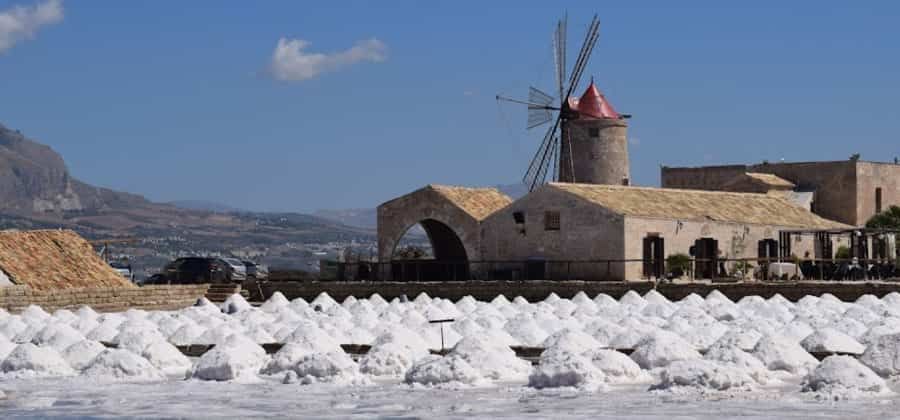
[
  {"xmin": 290, "ymin": 351, "xmax": 360, "ymax": 383},
  {"xmin": 61, "ymin": 340, "xmax": 106, "ymax": 371},
  {"xmin": 528, "ymin": 350, "xmax": 607, "ymax": 391},
  {"xmin": 752, "ymin": 335, "xmax": 818, "ymax": 375},
  {"xmin": 83, "ymin": 349, "xmax": 165, "ymax": 381},
  {"xmin": 141, "ymin": 341, "xmax": 193, "ymax": 378},
  {"xmin": 802, "ymin": 355, "xmax": 889, "ymax": 397},
  {"xmin": 800, "ymin": 328, "xmax": 865, "ymax": 355},
  {"xmin": 0, "ymin": 343, "xmax": 74, "ymax": 378},
  {"xmin": 192, "ymin": 335, "xmax": 267, "ymax": 381},
  {"xmin": 222, "ymin": 294, "xmax": 253, "ymax": 314},
  {"xmin": 584, "ymin": 349, "xmax": 650, "ymax": 384},
  {"xmin": 651, "ymin": 359, "xmax": 756, "ymax": 392},
  {"xmin": 445, "ymin": 336, "xmax": 531, "ymax": 381},
  {"xmin": 630, "ymin": 331, "xmax": 700, "ymax": 369},
  {"xmin": 405, "ymin": 355, "xmax": 483, "ymax": 386},
  {"xmin": 859, "ymin": 333, "xmax": 900, "ymax": 377}
]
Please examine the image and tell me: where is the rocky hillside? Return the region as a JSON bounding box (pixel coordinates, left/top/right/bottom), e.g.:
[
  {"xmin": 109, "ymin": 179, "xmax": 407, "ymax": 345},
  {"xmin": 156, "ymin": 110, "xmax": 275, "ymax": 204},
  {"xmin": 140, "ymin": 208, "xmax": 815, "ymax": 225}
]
[{"xmin": 0, "ymin": 123, "xmax": 374, "ymax": 277}]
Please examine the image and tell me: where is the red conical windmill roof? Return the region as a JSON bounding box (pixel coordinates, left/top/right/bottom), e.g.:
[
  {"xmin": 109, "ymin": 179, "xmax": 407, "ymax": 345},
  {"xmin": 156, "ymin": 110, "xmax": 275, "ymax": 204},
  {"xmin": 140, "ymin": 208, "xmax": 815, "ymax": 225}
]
[{"xmin": 566, "ymin": 80, "xmax": 620, "ymax": 119}]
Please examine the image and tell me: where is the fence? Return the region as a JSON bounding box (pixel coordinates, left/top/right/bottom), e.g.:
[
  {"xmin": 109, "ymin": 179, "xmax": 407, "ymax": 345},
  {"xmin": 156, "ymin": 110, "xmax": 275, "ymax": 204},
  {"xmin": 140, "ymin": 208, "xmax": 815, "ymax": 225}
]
[{"xmin": 329, "ymin": 257, "xmax": 900, "ymax": 282}]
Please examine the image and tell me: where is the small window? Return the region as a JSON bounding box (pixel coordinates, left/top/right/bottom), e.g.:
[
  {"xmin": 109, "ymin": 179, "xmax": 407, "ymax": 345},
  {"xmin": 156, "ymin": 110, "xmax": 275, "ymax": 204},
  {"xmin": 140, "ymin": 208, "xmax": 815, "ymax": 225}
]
[
  {"xmin": 544, "ymin": 211, "xmax": 561, "ymax": 231},
  {"xmin": 621, "ymin": 177, "xmax": 630, "ymax": 186},
  {"xmin": 588, "ymin": 128, "xmax": 599, "ymax": 138},
  {"xmin": 513, "ymin": 211, "xmax": 525, "ymax": 224},
  {"xmin": 876, "ymin": 187, "xmax": 883, "ymax": 213}
]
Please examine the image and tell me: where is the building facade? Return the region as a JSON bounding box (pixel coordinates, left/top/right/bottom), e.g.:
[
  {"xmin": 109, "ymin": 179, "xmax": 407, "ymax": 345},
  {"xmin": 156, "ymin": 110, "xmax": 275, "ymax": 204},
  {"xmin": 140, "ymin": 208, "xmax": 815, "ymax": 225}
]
[{"xmin": 661, "ymin": 160, "xmax": 900, "ymax": 227}]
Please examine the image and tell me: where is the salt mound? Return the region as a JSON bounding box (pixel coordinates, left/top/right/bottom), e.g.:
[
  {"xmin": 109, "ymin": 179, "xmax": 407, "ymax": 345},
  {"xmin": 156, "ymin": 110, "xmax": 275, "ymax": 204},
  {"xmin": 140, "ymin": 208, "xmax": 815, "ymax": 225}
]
[
  {"xmin": 260, "ymin": 292, "xmax": 290, "ymax": 312},
  {"xmin": 752, "ymin": 335, "xmax": 818, "ymax": 374},
  {"xmin": 448, "ymin": 336, "xmax": 531, "ymax": 381},
  {"xmin": 61, "ymin": 340, "xmax": 106, "ymax": 370},
  {"xmin": 542, "ymin": 329, "xmax": 603, "ymax": 357},
  {"xmin": 704, "ymin": 344, "xmax": 770, "ymax": 384},
  {"xmin": 262, "ymin": 343, "xmax": 313, "ymax": 375},
  {"xmin": 32, "ymin": 323, "xmax": 85, "ymax": 351},
  {"xmin": 651, "ymin": 360, "xmax": 755, "ymax": 391},
  {"xmin": 643, "ymin": 290, "xmax": 671, "ymax": 305},
  {"xmin": 192, "ymin": 335, "xmax": 267, "ymax": 381},
  {"xmin": 859, "ymin": 333, "xmax": 900, "ymax": 377},
  {"xmin": 800, "ymin": 328, "xmax": 865, "ymax": 355},
  {"xmin": 168, "ymin": 323, "xmax": 207, "ymax": 346},
  {"xmin": 504, "ymin": 317, "xmax": 549, "ymax": 347},
  {"xmin": 83, "ymin": 349, "xmax": 164, "ymax": 381},
  {"xmin": 630, "ymin": 331, "xmax": 700, "ymax": 369},
  {"xmin": 528, "ymin": 351, "xmax": 607, "ymax": 391},
  {"xmin": 291, "ymin": 351, "xmax": 359, "ymax": 381},
  {"xmin": 405, "ymin": 355, "xmax": 482, "ymax": 386},
  {"xmin": 0, "ymin": 343, "xmax": 74, "ymax": 377},
  {"xmin": 113, "ymin": 329, "xmax": 167, "ymax": 354},
  {"xmin": 584, "ymin": 349, "xmax": 649, "ymax": 383},
  {"xmin": 141, "ymin": 341, "xmax": 192, "ymax": 378},
  {"xmin": 359, "ymin": 342, "xmax": 426, "ymax": 377},
  {"xmin": 222, "ymin": 294, "xmax": 252, "ymax": 314},
  {"xmin": 619, "ymin": 291, "xmax": 646, "ymax": 308},
  {"xmin": 86, "ymin": 321, "xmax": 123, "ymax": 343},
  {"xmin": 712, "ymin": 329, "xmax": 762, "ymax": 352},
  {"xmin": 20, "ymin": 305, "xmax": 50, "ymax": 322},
  {"xmin": 802, "ymin": 356, "xmax": 889, "ymax": 396},
  {"xmin": 0, "ymin": 335, "xmax": 16, "ymax": 360}
]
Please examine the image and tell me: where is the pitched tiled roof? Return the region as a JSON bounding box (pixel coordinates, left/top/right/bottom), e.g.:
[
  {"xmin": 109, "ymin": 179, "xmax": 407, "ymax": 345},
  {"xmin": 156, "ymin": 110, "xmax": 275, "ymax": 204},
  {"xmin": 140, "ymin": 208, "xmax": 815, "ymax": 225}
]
[
  {"xmin": 0, "ymin": 229, "xmax": 134, "ymax": 291},
  {"xmin": 548, "ymin": 183, "xmax": 847, "ymax": 229},
  {"xmin": 428, "ymin": 185, "xmax": 512, "ymax": 220}
]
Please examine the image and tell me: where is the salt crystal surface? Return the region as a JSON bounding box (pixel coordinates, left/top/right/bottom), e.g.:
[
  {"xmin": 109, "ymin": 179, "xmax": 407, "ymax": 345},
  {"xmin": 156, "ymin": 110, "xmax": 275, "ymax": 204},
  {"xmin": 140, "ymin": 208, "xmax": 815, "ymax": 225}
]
[
  {"xmin": 192, "ymin": 335, "xmax": 267, "ymax": 381},
  {"xmin": 0, "ymin": 343, "xmax": 74, "ymax": 378},
  {"xmin": 528, "ymin": 350, "xmax": 607, "ymax": 391},
  {"xmin": 61, "ymin": 339, "xmax": 106, "ymax": 371},
  {"xmin": 752, "ymin": 334, "xmax": 818, "ymax": 375},
  {"xmin": 83, "ymin": 349, "xmax": 164, "ymax": 381},
  {"xmin": 405, "ymin": 354, "xmax": 482, "ymax": 386},
  {"xmin": 802, "ymin": 355, "xmax": 889, "ymax": 397},
  {"xmin": 652, "ymin": 359, "xmax": 755, "ymax": 391},
  {"xmin": 141, "ymin": 341, "xmax": 192, "ymax": 378},
  {"xmin": 859, "ymin": 333, "xmax": 900, "ymax": 377},
  {"xmin": 630, "ymin": 331, "xmax": 700, "ymax": 369},
  {"xmin": 800, "ymin": 328, "xmax": 865, "ymax": 354}
]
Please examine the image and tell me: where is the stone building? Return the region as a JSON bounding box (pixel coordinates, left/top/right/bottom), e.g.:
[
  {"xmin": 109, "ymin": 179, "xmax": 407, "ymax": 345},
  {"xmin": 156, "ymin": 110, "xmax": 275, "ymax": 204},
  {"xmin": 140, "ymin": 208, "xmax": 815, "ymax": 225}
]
[
  {"xmin": 662, "ymin": 160, "xmax": 900, "ymax": 226},
  {"xmin": 377, "ymin": 183, "xmax": 846, "ymax": 282}
]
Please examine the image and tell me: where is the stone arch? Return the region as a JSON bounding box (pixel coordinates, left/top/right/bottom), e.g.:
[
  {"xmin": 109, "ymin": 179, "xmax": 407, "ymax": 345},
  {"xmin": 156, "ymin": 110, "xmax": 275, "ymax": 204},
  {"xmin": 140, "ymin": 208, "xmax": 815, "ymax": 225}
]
[{"xmin": 377, "ymin": 187, "xmax": 483, "ymax": 264}]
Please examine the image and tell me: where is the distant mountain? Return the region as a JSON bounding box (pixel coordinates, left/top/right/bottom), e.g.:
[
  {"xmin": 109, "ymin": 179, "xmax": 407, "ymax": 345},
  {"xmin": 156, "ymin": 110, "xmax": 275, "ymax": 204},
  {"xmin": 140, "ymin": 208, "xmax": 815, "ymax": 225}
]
[
  {"xmin": 313, "ymin": 208, "xmax": 377, "ymax": 229},
  {"xmin": 168, "ymin": 200, "xmax": 241, "ymax": 213},
  {"xmin": 0, "ymin": 123, "xmax": 374, "ymax": 276}
]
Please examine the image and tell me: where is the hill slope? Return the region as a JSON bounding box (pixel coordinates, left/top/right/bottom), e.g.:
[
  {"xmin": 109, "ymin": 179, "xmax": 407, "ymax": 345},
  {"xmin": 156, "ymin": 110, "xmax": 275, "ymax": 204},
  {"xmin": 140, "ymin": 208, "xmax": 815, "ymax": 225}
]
[{"xmin": 0, "ymin": 123, "xmax": 374, "ymax": 277}]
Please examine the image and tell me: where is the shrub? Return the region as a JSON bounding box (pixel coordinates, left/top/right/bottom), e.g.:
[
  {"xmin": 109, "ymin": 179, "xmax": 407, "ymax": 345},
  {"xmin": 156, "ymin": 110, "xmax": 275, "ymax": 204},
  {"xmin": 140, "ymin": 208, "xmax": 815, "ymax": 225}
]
[
  {"xmin": 835, "ymin": 245, "xmax": 851, "ymax": 260},
  {"xmin": 666, "ymin": 253, "xmax": 692, "ymax": 277}
]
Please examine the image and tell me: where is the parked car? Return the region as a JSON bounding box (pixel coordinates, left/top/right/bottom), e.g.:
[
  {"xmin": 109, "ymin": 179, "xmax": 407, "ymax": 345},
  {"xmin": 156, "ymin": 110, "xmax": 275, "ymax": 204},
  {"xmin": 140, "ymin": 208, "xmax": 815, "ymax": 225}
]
[
  {"xmin": 220, "ymin": 258, "xmax": 247, "ymax": 281},
  {"xmin": 144, "ymin": 257, "xmax": 238, "ymax": 285},
  {"xmin": 242, "ymin": 260, "xmax": 269, "ymax": 280},
  {"xmin": 109, "ymin": 261, "xmax": 135, "ymax": 282}
]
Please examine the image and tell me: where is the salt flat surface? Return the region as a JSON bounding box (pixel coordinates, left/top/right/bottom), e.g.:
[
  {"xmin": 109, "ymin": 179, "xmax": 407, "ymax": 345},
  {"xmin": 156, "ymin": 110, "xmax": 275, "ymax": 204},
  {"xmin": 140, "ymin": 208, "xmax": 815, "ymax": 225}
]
[
  {"xmin": 4, "ymin": 290, "xmax": 900, "ymax": 418},
  {"xmin": 2, "ymin": 377, "xmax": 900, "ymax": 418}
]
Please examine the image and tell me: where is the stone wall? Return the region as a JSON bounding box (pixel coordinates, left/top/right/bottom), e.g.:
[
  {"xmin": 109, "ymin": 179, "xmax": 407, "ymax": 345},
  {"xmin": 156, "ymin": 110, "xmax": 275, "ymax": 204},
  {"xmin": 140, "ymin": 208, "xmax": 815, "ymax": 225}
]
[
  {"xmin": 0, "ymin": 284, "xmax": 209, "ymax": 313},
  {"xmin": 480, "ymin": 186, "xmax": 626, "ymax": 281},
  {"xmin": 250, "ymin": 280, "xmax": 900, "ymax": 303},
  {"xmin": 857, "ymin": 162, "xmax": 900, "ymax": 225},
  {"xmin": 623, "ymin": 217, "xmax": 817, "ymax": 280}
]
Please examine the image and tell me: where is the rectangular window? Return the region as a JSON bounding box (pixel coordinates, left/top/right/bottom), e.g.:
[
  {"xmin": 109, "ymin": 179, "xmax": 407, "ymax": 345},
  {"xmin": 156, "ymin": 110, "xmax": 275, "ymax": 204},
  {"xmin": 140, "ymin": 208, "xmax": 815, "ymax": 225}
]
[
  {"xmin": 588, "ymin": 128, "xmax": 599, "ymax": 137},
  {"xmin": 513, "ymin": 211, "xmax": 525, "ymax": 224},
  {"xmin": 876, "ymin": 187, "xmax": 883, "ymax": 213},
  {"xmin": 544, "ymin": 211, "xmax": 561, "ymax": 231}
]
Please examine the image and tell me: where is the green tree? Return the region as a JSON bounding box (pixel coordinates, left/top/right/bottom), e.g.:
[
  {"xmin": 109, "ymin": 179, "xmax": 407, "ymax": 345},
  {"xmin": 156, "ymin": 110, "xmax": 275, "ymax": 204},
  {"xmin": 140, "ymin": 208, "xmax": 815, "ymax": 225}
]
[{"xmin": 866, "ymin": 206, "xmax": 900, "ymax": 229}]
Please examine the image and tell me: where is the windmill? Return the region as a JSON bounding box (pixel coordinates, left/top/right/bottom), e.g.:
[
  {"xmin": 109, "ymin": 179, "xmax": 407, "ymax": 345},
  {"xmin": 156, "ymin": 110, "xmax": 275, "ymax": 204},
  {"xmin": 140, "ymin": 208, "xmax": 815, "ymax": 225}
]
[{"xmin": 497, "ymin": 14, "xmax": 630, "ymax": 192}]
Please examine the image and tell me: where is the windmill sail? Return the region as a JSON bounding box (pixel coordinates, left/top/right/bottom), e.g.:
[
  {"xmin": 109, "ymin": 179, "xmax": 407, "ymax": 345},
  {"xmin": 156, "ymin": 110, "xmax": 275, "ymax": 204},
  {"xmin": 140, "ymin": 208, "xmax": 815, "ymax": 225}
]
[{"xmin": 527, "ymin": 87, "xmax": 554, "ymax": 129}]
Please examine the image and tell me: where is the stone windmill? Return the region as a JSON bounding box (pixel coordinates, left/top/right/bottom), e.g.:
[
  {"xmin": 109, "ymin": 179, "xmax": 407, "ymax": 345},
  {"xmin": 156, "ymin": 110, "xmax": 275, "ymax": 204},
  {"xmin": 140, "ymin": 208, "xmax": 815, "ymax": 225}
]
[{"xmin": 497, "ymin": 15, "xmax": 631, "ymax": 192}]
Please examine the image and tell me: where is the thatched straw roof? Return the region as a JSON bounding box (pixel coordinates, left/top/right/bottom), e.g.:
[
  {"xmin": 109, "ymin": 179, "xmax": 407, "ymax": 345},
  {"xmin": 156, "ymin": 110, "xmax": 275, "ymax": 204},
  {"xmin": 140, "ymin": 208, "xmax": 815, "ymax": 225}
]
[
  {"xmin": 428, "ymin": 185, "xmax": 512, "ymax": 220},
  {"xmin": 549, "ymin": 183, "xmax": 847, "ymax": 229},
  {"xmin": 0, "ymin": 229, "xmax": 133, "ymax": 291}
]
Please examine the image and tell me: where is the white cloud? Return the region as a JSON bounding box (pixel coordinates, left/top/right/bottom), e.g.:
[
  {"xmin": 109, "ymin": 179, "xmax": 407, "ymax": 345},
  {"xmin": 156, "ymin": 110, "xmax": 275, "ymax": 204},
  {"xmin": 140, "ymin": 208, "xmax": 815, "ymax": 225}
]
[
  {"xmin": 0, "ymin": 0, "xmax": 63, "ymax": 54},
  {"xmin": 269, "ymin": 37, "xmax": 387, "ymax": 82}
]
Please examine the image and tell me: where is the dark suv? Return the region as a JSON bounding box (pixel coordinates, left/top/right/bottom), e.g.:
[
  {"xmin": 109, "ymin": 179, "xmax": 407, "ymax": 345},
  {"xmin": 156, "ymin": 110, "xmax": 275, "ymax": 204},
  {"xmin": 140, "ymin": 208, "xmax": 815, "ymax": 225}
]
[{"xmin": 144, "ymin": 257, "xmax": 238, "ymax": 285}]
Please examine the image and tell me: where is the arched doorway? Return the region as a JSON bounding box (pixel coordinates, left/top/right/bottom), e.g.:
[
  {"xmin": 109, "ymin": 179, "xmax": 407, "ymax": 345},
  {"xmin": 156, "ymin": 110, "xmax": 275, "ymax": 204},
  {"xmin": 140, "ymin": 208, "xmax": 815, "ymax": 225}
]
[{"xmin": 390, "ymin": 218, "xmax": 470, "ymax": 281}]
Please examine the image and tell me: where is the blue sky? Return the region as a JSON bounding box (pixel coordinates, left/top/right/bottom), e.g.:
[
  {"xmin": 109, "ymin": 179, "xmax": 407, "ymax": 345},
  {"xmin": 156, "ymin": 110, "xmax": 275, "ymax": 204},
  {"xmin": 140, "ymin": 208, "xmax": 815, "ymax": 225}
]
[{"xmin": 1, "ymin": 1, "xmax": 898, "ymax": 212}]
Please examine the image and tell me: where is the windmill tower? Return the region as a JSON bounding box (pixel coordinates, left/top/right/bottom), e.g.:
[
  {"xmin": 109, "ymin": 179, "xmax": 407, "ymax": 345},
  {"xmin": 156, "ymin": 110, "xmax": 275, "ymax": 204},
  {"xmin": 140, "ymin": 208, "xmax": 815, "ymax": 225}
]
[{"xmin": 497, "ymin": 15, "xmax": 631, "ymax": 191}]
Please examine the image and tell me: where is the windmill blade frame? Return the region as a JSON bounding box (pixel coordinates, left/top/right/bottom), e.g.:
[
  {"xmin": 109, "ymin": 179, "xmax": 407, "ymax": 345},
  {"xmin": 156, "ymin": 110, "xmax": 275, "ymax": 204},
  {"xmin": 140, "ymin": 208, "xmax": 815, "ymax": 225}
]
[
  {"xmin": 527, "ymin": 86, "xmax": 555, "ymax": 129},
  {"xmin": 565, "ymin": 14, "xmax": 600, "ymax": 101},
  {"xmin": 523, "ymin": 114, "xmax": 561, "ymax": 191}
]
